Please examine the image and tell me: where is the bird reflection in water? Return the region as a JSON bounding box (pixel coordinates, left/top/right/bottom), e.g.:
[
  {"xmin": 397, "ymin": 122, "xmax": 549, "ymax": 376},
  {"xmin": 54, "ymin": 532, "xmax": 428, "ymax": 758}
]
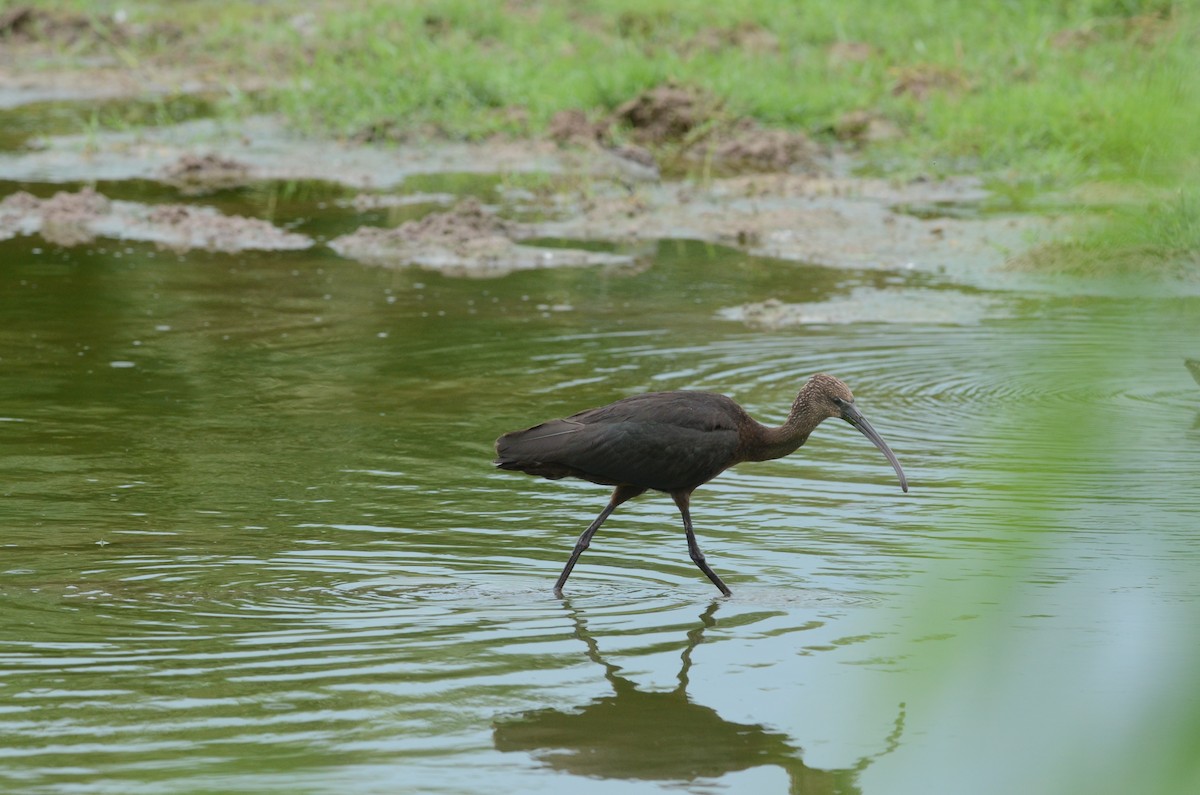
[{"xmin": 493, "ymin": 602, "xmax": 905, "ymax": 792}]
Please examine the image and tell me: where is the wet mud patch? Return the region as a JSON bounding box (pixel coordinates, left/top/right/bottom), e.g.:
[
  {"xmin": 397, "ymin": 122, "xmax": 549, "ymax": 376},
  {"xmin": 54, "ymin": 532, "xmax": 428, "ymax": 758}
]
[
  {"xmin": 338, "ymin": 192, "xmax": 455, "ymax": 212},
  {"xmin": 0, "ymin": 187, "xmax": 312, "ymax": 252},
  {"xmin": 530, "ymin": 172, "xmax": 1060, "ymax": 291},
  {"xmin": 0, "ymin": 68, "xmax": 222, "ymax": 115},
  {"xmin": 329, "ymin": 197, "xmax": 632, "ymax": 278},
  {"xmin": 723, "ymin": 287, "xmax": 1011, "ymax": 329},
  {"xmin": 0, "ymin": 115, "xmax": 618, "ymax": 187},
  {"xmin": 693, "ymin": 119, "xmax": 822, "ymax": 174}
]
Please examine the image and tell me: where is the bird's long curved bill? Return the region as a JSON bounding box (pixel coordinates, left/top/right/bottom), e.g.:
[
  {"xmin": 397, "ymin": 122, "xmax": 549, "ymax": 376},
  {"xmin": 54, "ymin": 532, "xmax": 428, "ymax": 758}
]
[{"xmin": 842, "ymin": 405, "xmax": 908, "ymax": 493}]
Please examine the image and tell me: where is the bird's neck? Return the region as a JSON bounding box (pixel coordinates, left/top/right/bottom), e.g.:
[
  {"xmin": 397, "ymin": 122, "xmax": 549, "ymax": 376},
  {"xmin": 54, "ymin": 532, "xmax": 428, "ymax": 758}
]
[{"xmin": 744, "ymin": 397, "xmax": 825, "ymax": 462}]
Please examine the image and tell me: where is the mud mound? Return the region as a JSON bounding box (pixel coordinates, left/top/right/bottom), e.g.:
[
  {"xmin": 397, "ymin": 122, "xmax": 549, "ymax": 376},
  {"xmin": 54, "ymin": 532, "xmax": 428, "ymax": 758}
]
[
  {"xmin": 398, "ymin": 197, "xmax": 513, "ymax": 240},
  {"xmin": 0, "ymin": 6, "xmax": 93, "ymax": 43},
  {"xmin": 0, "ymin": 187, "xmax": 311, "ymax": 252},
  {"xmin": 330, "ymin": 198, "xmax": 633, "ymax": 277},
  {"xmin": 610, "ymin": 83, "xmax": 719, "ymax": 145},
  {"xmin": 0, "ymin": 6, "xmax": 35, "ymax": 37},
  {"xmin": 552, "ymin": 85, "xmax": 824, "ymax": 175},
  {"xmin": 133, "ymin": 204, "xmax": 311, "ymax": 253},
  {"xmin": 0, "ymin": 187, "xmax": 110, "ymax": 246},
  {"xmin": 547, "ymin": 109, "xmax": 604, "ymax": 145},
  {"xmin": 38, "ymin": 187, "xmax": 110, "ymax": 246},
  {"xmin": 160, "ymin": 153, "xmax": 253, "ymax": 195}
]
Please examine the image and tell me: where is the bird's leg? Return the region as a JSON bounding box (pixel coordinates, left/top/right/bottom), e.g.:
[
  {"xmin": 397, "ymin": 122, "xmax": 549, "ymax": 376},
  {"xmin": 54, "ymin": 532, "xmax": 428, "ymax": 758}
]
[
  {"xmin": 671, "ymin": 491, "xmax": 732, "ymax": 597},
  {"xmin": 554, "ymin": 484, "xmax": 644, "ymax": 596}
]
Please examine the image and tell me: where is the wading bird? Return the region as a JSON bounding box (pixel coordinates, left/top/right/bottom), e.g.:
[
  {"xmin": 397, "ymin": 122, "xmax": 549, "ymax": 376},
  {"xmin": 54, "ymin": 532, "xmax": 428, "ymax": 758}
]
[{"xmin": 494, "ymin": 373, "xmax": 907, "ymax": 596}]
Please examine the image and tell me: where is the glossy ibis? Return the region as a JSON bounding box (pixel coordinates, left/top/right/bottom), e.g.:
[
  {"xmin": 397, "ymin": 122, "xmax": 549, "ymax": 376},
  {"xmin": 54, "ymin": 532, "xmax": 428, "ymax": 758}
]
[{"xmin": 494, "ymin": 373, "xmax": 907, "ymax": 596}]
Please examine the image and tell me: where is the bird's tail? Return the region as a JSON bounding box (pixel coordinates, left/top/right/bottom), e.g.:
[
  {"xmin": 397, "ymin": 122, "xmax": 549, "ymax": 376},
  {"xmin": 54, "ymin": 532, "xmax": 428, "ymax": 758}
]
[{"xmin": 493, "ymin": 420, "xmax": 583, "ymax": 479}]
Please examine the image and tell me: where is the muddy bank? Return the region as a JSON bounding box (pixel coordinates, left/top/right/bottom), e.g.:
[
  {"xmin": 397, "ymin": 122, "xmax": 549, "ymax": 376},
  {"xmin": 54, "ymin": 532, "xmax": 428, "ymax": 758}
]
[
  {"xmin": 0, "ymin": 105, "xmax": 1124, "ymax": 304},
  {"xmin": 0, "ymin": 112, "xmax": 1060, "ymax": 288},
  {"xmin": 0, "ymin": 186, "xmax": 633, "ymax": 277}
]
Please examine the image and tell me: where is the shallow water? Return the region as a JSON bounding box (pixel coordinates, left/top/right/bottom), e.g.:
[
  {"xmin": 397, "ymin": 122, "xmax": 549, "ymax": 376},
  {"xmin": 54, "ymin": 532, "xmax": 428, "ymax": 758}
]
[{"xmin": 2, "ymin": 180, "xmax": 1198, "ymax": 795}]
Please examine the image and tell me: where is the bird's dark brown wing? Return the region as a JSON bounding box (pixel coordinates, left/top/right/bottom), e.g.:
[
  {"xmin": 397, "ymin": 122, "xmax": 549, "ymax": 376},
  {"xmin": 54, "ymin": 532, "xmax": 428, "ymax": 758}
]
[{"xmin": 494, "ymin": 392, "xmax": 744, "ymax": 492}]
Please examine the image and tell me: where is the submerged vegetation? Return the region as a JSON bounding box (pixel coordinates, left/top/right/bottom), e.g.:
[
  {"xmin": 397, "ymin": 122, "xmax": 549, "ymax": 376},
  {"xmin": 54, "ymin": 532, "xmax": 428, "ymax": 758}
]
[{"xmin": 3, "ymin": 0, "xmax": 1198, "ymax": 267}]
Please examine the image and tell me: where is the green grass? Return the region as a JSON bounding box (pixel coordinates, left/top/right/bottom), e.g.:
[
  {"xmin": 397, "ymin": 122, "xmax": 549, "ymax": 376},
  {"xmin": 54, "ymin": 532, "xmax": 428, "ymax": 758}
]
[
  {"xmin": 269, "ymin": 0, "xmax": 1197, "ymax": 182},
  {"xmin": 1010, "ymin": 188, "xmax": 1200, "ymax": 278},
  {"xmin": 11, "ymin": 1, "xmax": 1195, "ymax": 181}
]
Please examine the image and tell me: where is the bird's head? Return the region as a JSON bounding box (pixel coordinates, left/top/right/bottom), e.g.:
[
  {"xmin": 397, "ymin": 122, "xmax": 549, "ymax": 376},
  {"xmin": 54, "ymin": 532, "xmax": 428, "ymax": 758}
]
[
  {"xmin": 803, "ymin": 373, "xmax": 857, "ymax": 419},
  {"xmin": 804, "ymin": 373, "xmax": 908, "ymax": 493}
]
